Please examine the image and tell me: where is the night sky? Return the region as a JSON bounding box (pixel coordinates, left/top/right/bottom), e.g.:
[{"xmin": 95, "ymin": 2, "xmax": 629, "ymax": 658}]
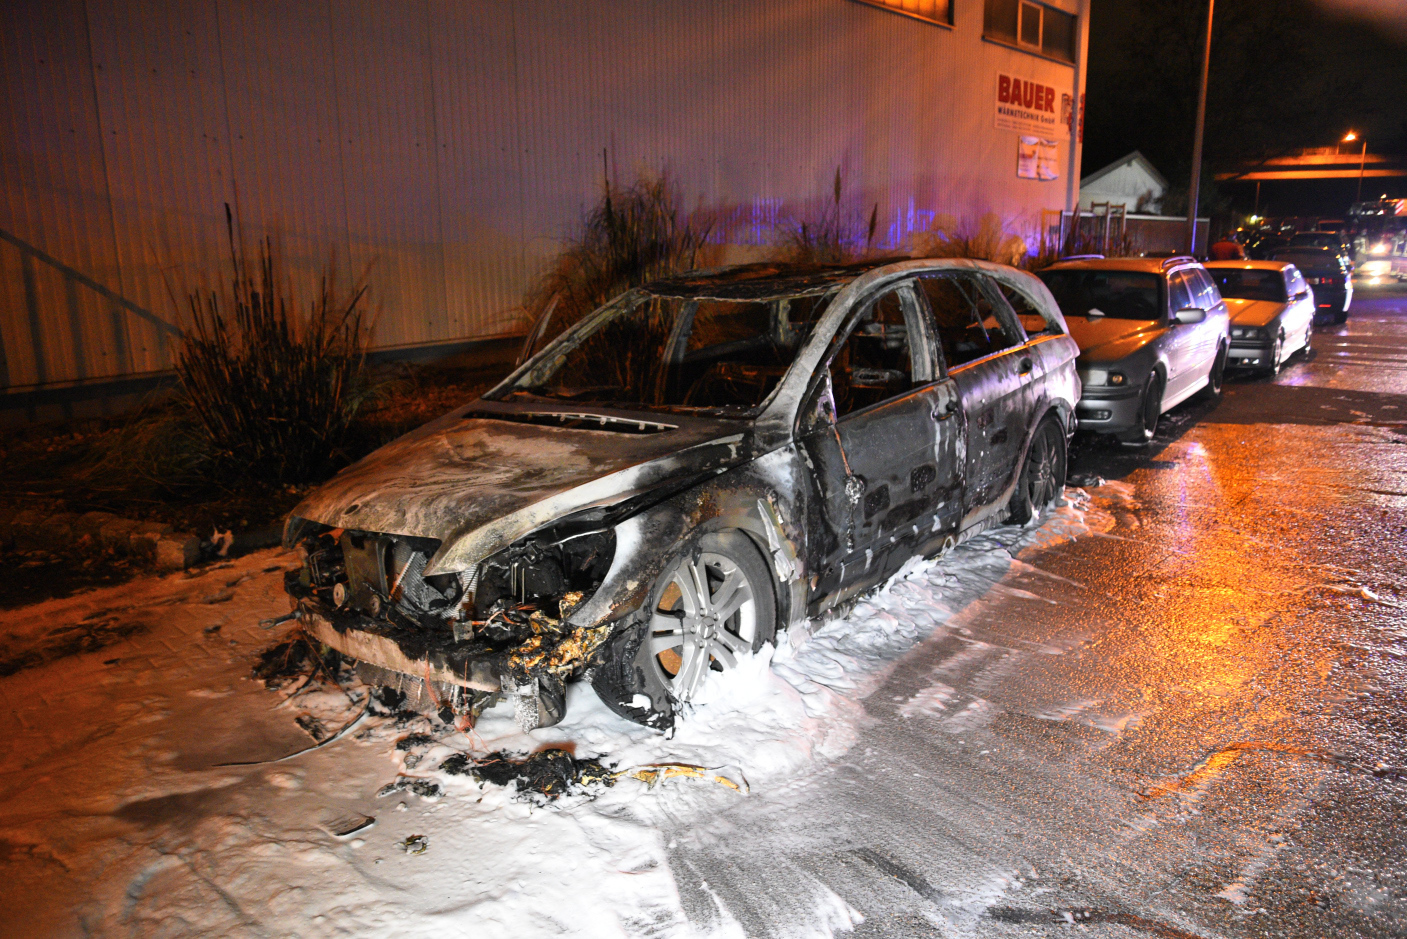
[{"xmin": 1082, "ymin": 0, "xmax": 1407, "ymax": 219}]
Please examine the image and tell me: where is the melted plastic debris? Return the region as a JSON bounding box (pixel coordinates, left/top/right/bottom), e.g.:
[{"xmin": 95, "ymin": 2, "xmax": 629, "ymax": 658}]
[
  {"xmin": 398, "ymin": 834, "xmax": 429, "ymax": 855},
  {"xmin": 441, "ymin": 748, "xmax": 615, "ymax": 799},
  {"xmin": 377, "ymin": 776, "xmax": 443, "ymax": 799}
]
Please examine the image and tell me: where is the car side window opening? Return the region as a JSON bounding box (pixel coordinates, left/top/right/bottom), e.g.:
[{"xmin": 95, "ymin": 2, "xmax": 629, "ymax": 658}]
[
  {"xmin": 828, "ymin": 285, "xmax": 924, "ymax": 419},
  {"xmin": 1188, "ymin": 268, "xmax": 1222, "ymax": 309},
  {"xmin": 1167, "ymin": 271, "xmax": 1195, "ymax": 314},
  {"xmin": 1287, "ymin": 266, "xmax": 1308, "ymax": 297},
  {"xmin": 920, "ymin": 274, "xmax": 1024, "ymax": 369},
  {"xmin": 995, "ymin": 280, "xmax": 1062, "ymax": 337}
]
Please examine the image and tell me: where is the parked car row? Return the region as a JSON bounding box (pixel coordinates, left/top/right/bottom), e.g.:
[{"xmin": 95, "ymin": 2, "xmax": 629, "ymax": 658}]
[{"xmin": 278, "ymin": 250, "xmax": 1329, "ymax": 730}]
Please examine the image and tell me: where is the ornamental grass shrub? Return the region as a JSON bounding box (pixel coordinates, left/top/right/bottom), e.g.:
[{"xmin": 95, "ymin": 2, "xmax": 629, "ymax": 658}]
[{"xmin": 175, "ymin": 211, "xmax": 373, "ymax": 486}]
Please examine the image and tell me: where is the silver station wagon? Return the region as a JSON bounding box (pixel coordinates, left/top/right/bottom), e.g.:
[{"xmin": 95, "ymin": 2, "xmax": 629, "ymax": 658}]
[
  {"xmin": 282, "ymin": 259, "xmax": 1080, "ymax": 730},
  {"xmin": 1038, "ymin": 256, "xmax": 1230, "ymax": 445}
]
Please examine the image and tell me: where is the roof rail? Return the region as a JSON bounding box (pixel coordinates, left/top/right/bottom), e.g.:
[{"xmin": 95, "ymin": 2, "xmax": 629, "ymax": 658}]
[
  {"xmin": 1159, "ymin": 255, "xmax": 1197, "ymax": 269},
  {"xmin": 1058, "ymin": 253, "xmax": 1105, "ymax": 261}
]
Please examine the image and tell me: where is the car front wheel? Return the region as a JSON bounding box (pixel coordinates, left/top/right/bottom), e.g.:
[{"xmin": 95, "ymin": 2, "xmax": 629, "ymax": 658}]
[
  {"xmin": 591, "ymin": 530, "xmax": 777, "ymax": 728},
  {"xmin": 1008, "ymin": 416, "xmax": 1067, "ymax": 524},
  {"xmin": 1118, "ymin": 371, "xmax": 1164, "ymax": 447}
]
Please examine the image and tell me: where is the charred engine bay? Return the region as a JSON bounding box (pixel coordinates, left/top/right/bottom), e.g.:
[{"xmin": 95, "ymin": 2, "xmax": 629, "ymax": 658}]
[{"xmin": 286, "ymin": 519, "xmax": 617, "ymax": 694}]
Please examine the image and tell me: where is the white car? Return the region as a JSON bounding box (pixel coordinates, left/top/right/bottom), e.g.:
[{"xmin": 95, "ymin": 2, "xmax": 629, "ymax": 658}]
[{"xmin": 1205, "ymin": 261, "xmax": 1316, "ymax": 374}]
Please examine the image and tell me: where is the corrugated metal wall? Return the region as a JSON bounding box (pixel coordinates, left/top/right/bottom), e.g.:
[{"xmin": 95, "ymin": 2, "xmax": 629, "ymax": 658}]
[{"xmin": 0, "ymin": 0, "xmax": 1086, "ymax": 391}]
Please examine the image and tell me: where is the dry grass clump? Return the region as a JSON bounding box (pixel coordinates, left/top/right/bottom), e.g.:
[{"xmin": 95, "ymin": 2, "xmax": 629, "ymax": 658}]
[
  {"xmin": 911, "ymin": 213, "xmax": 1031, "ymax": 268},
  {"xmin": 175, "ymin": 211, "xmax": 373, "ymax": 485},
  {"xmin": 523, "ymin": 173, "xmax": 710, "ymax": 360},
  {"xmin": 779, "ymin": 169, "xmax": 879, "ymax": 264}
]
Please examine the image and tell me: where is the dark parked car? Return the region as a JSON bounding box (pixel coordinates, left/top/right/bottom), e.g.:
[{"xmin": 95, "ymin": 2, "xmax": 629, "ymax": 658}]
[
  {"xmin": 1037, "ymin": 256, "xmax": 1229, "ymax": 445},
  {"xmin": 282, "ymin": 260, "xmax": 1080, "ymax": 730},
  {"xmin": 1205, "ymin": 261, "xmax": 1316, "ymax": 373},
  {"xmin": 1287, "ymin": 231, "xmax": 1354, "ymax": 273},
  {"xmin": 1268, "ymin": 246, "xmax": 1353, "ymax": 324}
]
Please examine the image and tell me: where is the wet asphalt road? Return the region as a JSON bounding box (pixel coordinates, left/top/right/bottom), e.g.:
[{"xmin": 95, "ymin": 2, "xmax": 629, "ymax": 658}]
[{"xmin": 671, "ymin": 281, "xmax": 1407, "ymax": 938}]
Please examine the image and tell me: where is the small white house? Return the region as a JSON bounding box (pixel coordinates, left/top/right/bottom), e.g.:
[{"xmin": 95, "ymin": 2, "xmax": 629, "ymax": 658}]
[{"xmin": 1079, "ymin": 151, "xmax": 1167, "ymax": 213}]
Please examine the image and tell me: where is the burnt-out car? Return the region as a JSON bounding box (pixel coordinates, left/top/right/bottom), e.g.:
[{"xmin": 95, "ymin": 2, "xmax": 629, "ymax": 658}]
[{"xmin": 283, "ymin": 259, "xmax": 1079, "ymax": 730}]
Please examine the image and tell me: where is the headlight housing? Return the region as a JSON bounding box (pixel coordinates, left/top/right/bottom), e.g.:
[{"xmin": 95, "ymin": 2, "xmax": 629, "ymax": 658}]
[
  {"xmin": 1081, "ymin": 369, "xmax": 1127, "ymax": 386},
  {"xmin": 1230, "ymin": 327, "xmax": 1266, "ymax": 340}
]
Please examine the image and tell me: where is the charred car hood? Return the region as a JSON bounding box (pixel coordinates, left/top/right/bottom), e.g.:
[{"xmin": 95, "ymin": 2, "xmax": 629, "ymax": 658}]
[
  {"xmin": 286, "ymin": 402, "xmax": 756, "ymax": 575},
  {"xmin": 1225, "ymin": 298, "xmax": 1287, "ymax": 328},
  {"xmin": 1065, "ymin": 316, "xmax": 1164, "ymax": 364}
]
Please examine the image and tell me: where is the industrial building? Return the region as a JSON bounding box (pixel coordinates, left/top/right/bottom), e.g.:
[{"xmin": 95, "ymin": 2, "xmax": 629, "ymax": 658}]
[{"xmin": 1, "ymin": 0, "xmax": 1089, "ymax": 412}]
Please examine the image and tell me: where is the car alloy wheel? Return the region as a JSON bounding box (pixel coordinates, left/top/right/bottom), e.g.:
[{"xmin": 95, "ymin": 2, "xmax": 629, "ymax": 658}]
[
  {"xmin": 1268, "ymin": 332, "xmax": 1284, "ymax": 375},
  {"xmin": 590, "ymin": 530, "xmax": 776, "ymax": 727},
  {"xmin": 1008, "ymin": 417, "xmax": 1067, "ymax": 524},
  {"xmin": 647, "ymin": 550, "xmax": 760, "ymax": 702}
]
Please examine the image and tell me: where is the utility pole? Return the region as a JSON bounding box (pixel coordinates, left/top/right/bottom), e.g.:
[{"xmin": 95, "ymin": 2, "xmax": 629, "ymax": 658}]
[
  {"xmin": 1186, "ymin": 0, "xmax": 1215, "ymax": 256},
  {"xmin": 1356, "ymin": 136, "xmax": 1367, "ymax": 204}
]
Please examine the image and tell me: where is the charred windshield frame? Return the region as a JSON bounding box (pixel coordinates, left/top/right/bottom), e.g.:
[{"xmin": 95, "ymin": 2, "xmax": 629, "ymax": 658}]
[{"xmin": 491, "ymin": 286, "xmax": 841, "ymax": 417}]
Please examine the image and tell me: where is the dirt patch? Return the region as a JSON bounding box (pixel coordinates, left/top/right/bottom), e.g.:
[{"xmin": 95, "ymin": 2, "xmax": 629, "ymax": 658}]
[{"xmin": 0, "ymin": 616, "xmax": 148, "ymax": 677}]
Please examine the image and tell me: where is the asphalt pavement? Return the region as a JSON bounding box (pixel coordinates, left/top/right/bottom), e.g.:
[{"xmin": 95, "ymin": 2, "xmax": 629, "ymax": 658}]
[{"xmin": 669, "ymin": 280, "xmax": 1407, "ymax": 938}]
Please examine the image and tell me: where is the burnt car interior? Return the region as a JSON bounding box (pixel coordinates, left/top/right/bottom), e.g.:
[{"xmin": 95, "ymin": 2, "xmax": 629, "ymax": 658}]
[
  {"xmin": 497, "ymin": 266, "xmax": 875, "ymax": 415},
  {"xmin": 1040, "ymin": 269, "xmax": 1164, "ymax": 319},
  {"xmin": 920, "ymin": 274, "xmax": 1025, "ymax": 366}
]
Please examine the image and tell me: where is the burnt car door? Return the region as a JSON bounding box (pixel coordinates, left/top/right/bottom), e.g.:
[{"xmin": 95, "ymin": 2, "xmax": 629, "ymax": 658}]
[
  {"xmin": 799, "ymin": 280, "xmax": 963, "ymax": 610},
  {"xmin": 917, "ymin": 272, "xmax": 1031, "ymax": 515}
]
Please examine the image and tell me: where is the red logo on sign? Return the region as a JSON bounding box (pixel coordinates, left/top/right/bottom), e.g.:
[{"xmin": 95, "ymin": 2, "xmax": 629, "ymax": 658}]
[{"xmin": 998, "ymin": 74, "xmax": 1057, "ymax": 113}]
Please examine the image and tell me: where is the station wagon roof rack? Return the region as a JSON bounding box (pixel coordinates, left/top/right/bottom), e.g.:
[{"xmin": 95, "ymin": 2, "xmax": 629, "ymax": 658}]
[{"xmin": 1159, "ymin": 255, "xmax": 1197, "ymax": 269}]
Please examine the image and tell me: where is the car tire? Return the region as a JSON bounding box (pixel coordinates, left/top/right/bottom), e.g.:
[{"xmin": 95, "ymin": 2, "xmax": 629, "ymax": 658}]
[
  {"xmin": 1301, "ymin": 324, "xmax": 1313, "ymax": 358},
  {"xmin": 1195, "ymin": 343, "xmax": 1228, "ymax": 401},
  {"xmin": 1267, "ymin": 331, "xmax": 1284, "ymax": 376},
  {"xmin": 590, "ymin": 530, "xmax": 777, "ymax": 729},
  {"xmin": 1333, "ymin": 308, "xmax": 1348, "ymax": 325},
  {"xmin": 1007, "ymin": 416, "xmax": 1068, "ymax": 525},
  {"xmin": 1117, "ymin": 370, "xmax": 1164, "ymax": 447}
]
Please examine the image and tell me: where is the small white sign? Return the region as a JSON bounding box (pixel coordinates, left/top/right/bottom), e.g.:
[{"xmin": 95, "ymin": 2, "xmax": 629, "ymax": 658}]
[{"xmin": 1018, "ymin": 136, "xmax": 1060, "ymax": 181}]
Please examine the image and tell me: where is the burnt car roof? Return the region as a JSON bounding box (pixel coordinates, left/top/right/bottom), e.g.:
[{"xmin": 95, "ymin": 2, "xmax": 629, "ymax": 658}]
[{"xmin": 642, "ymin": 258, "xmax": 910, "ymax": 300}]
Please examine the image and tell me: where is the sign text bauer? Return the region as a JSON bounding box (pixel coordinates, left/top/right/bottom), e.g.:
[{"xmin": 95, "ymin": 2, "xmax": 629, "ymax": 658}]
[{"xmin": 995, "ymin": 73, "xmax": 1070, "ymax": 139}]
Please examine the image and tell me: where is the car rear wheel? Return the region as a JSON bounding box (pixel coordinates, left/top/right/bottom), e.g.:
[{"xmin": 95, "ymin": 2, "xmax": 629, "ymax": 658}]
[
  {"xmin": 1333, "ymin": 307, "xmax": 1348, "ymax": 325},
  {"xmin": 1007, "ymin": 416, "xmax": 1067, "ymax": 525},
  {"xmin": 590, "ymin": 530, "xmax": 776, "ymax": 728},
  {"xmin": 1117, "ymin": 371, "xmax": 1164, "ymax": 447}
]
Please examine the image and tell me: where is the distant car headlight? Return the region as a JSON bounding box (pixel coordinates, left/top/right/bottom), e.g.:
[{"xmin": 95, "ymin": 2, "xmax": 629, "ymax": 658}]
[
  {"xmin": 1362, "ymin": 260, "xmax": 1391, "ymax": 276},
  {"xmin": 1371, "ymin": 243, "xmax": 1389, "ymax": 255}
]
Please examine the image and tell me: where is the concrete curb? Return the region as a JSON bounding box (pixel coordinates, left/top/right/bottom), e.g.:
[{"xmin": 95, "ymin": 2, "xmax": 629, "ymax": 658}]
[{"xmin": 0, "ymin": 505, "xmax": 201, "ymax": 570}]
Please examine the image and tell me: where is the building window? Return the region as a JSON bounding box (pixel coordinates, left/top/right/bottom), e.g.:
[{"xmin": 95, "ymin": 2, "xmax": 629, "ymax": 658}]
[
  {"xmin": 984, "ymin": 0, "xmax": 1076, "ymax": 63},
  {"xmin": 852, "ymin": 0, "xmax": 953, "ymax": 28}
]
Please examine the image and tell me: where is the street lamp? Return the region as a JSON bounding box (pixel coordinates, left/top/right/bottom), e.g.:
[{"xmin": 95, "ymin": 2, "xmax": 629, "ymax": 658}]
[{"xmin": 1344, "ymin": 131, "xmax": 1367, "ymax": 204}]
